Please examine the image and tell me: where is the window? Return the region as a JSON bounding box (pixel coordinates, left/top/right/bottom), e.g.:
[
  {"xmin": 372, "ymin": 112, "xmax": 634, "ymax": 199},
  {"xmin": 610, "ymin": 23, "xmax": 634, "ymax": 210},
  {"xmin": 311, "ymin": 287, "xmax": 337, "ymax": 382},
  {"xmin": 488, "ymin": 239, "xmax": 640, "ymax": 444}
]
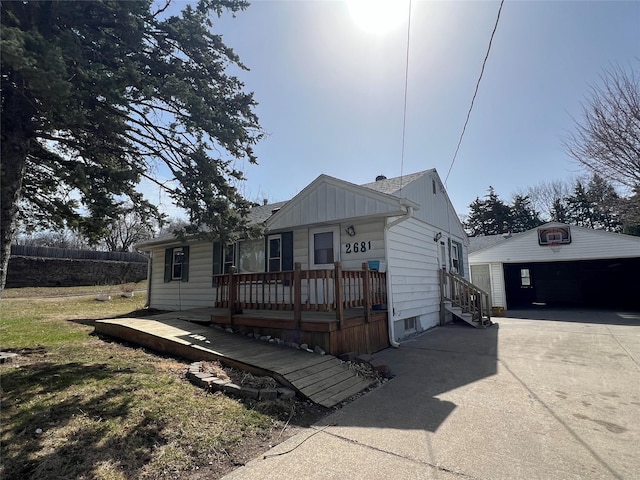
[
  {"xmin": 267, "ymin": 232, "xmax": 293, "ymax": 272},
  {"xmin": 164, "ymin": 246, "xmax": 189, "ymax": 282},
  {"xmin": 223, "ymin": 244, "xmax": 236, "ymax": 273},
  {"xmin": 432, "ymin": 178, "xmax": 437, "ymax": 195},
  {"xmin": 268, "ymin": 235, "xmax": 282, "ymax": 272},
  {"xmin": 309, "ymin": 227, "xmax": 339, "ymax": 267},
  {"xmin": 404, "ymin": 317, "xmax": 417, "ymax": 332},
  {"xmin": 238, "ymin": 238, "xmax": 264, "ymax": 273},
  {"xmin": 520, "ymin": 268, "xmax": 531, "ymax": 287},
  {"xmin": 314, "ymin": 232, "xmax": 334, "ymax": 264},
  {"xmin": 172, "ymin": 247, "xmax": 184, "ymax": 279},
  {"xmin": 451, "ymin": 243, "xmax": 459, "ymax": 272}
]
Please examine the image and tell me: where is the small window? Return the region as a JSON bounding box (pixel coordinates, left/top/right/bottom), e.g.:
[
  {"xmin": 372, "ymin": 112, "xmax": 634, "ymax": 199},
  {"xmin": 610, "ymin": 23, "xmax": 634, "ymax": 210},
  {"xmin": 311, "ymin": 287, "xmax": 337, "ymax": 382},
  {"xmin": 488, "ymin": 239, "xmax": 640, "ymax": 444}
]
[
  {"xmin": 520, "ymin": 268, "xmax": 531, "ymax": 287},
  {"xmin": 268, "ymin": 235, "xmax": 282, "ymax": 272},
  {"xmin": 165, "ymin": 246, "xmax": 189, "ymax": 282},
  {"xmin": 309, "ymin": 227, "xmax": 339, "ymax": 268},
  {"xmin": 172, "ymin": 247, "xmax": 184, "ymax": 280},
  {"xmin": 313, "ymin": 232, "xmax": 334, "ymax": 264},
  {"xmin": 404, "ymin": 317, "xmax": 417, "ymax": 332},
  {"xmin": 451, "ymin": 243, "xmax": 459, "ymax": 272},
  {"xmin": 432, "ymin": 178, "xmax": 437, "ymax": 194},
  {"xmin": 223, "ymin": 244, "xmax": 236, "ymax": 273}
]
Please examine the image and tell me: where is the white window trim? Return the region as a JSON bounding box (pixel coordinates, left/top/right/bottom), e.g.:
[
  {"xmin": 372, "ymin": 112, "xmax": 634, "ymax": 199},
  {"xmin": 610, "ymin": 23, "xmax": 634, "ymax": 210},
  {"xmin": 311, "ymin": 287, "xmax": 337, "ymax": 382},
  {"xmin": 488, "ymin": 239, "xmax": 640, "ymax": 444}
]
[
  {"xmin": 223, "ymin": 243, "xmax": 236, "ymax": 273},
  {"xmin": 308, "ymin": 225, "xmax": 340, "ymax": 269},
  {"xmin": 172, "ymin": 247, "xmax": 184, "ymax": 280},
  {"xmin": 267, "ymin": 234, "xmax": 282, "ymax": 272}
]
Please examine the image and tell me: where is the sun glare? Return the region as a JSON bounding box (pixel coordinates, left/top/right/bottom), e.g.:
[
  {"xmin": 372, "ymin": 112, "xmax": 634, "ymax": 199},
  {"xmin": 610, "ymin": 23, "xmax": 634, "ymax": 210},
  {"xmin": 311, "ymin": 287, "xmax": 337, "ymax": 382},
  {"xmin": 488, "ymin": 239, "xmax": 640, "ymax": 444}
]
[{"xmin": 347, "ymin": 0, "xmax": 409, "ymax": 35}]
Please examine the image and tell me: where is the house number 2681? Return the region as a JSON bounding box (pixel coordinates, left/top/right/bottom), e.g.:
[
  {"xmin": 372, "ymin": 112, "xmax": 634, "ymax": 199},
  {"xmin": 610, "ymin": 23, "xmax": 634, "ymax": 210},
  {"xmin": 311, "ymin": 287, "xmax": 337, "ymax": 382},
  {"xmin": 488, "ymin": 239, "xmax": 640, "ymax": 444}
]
[{"xmin": 345, "ymin": 241, "xmax": 372, "ymax": 253}]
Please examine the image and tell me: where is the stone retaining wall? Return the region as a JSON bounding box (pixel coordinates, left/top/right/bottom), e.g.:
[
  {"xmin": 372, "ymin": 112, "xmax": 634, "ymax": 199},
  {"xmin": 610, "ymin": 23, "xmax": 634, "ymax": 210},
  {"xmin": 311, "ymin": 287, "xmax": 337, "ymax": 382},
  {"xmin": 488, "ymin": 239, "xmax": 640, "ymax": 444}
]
[{"xmin": 6, "ymin": 256, "xmax": 148, "ymax": 288}]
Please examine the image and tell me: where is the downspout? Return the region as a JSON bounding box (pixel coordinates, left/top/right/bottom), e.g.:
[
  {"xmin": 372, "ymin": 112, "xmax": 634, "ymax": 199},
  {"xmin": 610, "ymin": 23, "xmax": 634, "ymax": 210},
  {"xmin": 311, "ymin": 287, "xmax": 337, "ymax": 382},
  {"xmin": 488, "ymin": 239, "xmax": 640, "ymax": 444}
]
[
  {"xmin": 384, "ymin": 205, "xmax": 414, "ymax": 348},
  {"xmin": 144, "ymin": 251, "xmax": 152, "ymax": 308}
]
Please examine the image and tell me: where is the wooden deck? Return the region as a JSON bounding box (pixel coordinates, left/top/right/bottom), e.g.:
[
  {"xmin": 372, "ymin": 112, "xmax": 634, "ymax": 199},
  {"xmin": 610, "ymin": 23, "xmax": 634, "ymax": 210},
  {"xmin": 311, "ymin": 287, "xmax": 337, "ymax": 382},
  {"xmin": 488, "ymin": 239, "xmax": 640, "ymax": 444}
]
[
  {"xmin": 209, "ymin": 306, "xmax": 389, "ymax": 356},
  {"xmin": 94, "ymin": 308, "xmax": 375, "ymax": 408}
]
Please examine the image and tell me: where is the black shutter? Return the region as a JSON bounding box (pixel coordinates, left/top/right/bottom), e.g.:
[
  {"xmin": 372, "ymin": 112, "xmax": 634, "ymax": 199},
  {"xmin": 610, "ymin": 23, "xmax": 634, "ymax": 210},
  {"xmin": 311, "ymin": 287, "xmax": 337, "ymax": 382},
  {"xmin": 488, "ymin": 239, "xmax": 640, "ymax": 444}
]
[
  {"xmin": 164, "ymin": 248, "xmax": 172, "ymax": 283},
  {"xmin": 212, "ymin": 242, "xmax": 222, "ymax": 278},
  {"xmin": 282, "ymin": 231, "xmax": 293, "ymax": 271},
  {"xmin": 181, "ymin": 246, "xmax": 190, "ymax": 282}
]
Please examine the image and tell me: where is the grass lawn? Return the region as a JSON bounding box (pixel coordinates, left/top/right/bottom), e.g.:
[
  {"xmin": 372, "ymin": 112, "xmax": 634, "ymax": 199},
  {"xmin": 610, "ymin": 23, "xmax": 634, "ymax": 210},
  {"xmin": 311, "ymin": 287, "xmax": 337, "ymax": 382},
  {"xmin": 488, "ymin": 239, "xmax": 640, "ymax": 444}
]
[{"xmin": 0, "ymin": 286, "xmax": 325, "ymax": 479}]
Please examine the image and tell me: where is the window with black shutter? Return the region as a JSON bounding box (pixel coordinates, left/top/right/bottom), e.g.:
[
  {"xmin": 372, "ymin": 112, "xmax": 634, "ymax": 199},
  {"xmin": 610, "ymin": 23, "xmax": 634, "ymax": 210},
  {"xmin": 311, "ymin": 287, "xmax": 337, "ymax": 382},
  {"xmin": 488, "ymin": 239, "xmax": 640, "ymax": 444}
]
[{"xmin": 164, "ymin": 246, "xmax": 189, "ymax": 282}]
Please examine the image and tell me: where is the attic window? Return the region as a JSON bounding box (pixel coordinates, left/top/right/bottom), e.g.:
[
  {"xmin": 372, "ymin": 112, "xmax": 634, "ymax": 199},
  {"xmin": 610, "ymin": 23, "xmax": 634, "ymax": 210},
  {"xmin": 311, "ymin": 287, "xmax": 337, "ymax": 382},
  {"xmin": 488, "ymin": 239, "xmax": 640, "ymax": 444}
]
[{"xmin": 432, "ymin": 178, "xmax": 437, "ymax": 195}]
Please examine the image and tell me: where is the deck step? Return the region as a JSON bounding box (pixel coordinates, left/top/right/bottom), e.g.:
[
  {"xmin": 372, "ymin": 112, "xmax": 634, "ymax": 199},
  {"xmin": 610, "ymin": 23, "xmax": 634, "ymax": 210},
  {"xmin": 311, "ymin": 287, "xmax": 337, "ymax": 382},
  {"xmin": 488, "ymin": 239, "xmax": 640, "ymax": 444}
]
[
  {"xmin": 445, "ymin": 305, "xmax": 490, "ymax": 329},
  {"xmin": 94, "ymin": 311, "xmax": 374, "ymax": 407}
]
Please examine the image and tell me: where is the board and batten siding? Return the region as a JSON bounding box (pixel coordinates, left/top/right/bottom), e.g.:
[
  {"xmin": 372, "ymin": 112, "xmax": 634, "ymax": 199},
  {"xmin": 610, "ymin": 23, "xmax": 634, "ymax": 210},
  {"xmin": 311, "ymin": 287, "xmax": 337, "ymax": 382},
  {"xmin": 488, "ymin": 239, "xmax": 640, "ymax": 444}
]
[
  {"xmin": 386, "ymin": 217, "xmax": 441, "ymax": 338},
  {"xmin": 268, "ymin": 179, "xmax": 403, "ymax": 231},
  {"xmin": 148, "ymin": 241, "xmax": 215, "ymax": 310}
]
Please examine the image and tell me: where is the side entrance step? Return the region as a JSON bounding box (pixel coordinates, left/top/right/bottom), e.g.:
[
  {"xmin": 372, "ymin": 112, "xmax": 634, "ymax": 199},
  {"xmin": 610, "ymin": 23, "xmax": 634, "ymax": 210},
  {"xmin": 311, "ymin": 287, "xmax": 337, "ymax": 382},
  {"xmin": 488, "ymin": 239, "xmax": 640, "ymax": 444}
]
[{"xmin": 445, "ymin": 304, "xmax": 491, "ymax": 329}]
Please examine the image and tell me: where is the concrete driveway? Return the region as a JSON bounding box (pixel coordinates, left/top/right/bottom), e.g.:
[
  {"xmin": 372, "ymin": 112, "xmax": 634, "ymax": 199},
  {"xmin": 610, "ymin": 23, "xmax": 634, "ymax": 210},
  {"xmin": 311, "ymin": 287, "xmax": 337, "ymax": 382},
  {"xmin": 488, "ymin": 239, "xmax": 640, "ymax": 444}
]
[{"xmin": 223, "ymin": 309, "xmax": 640, "ymax": 479}]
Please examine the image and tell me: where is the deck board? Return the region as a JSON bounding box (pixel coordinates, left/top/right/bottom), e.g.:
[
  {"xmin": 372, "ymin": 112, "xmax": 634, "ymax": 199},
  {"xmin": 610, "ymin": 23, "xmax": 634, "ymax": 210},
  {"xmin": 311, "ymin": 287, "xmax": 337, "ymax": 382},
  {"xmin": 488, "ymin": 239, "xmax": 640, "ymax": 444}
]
[{"xmin": 94, "ymin": 309, "xmax": 374, "ymax": 407}]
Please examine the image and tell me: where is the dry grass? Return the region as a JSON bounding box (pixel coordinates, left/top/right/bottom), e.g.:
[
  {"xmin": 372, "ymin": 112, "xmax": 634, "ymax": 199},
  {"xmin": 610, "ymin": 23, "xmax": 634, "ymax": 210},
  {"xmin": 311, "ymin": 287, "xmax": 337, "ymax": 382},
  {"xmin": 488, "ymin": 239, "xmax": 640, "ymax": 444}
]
[{"xmin": 0, "ymin": 288, "xmax": 327, "ymax": 479}]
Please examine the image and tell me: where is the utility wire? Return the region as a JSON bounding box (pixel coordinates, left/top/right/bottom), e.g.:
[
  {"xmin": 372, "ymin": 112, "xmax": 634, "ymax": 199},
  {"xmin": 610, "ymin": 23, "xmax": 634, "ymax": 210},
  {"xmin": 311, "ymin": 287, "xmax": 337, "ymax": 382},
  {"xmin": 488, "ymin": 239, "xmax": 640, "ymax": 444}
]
[
  {"xmin": 444, "ymin": 0, "xmax": 505, "ymax": 186},
  {"xmin": 399, "ymin": 0, "xmax": 412, "ymax": 194}
]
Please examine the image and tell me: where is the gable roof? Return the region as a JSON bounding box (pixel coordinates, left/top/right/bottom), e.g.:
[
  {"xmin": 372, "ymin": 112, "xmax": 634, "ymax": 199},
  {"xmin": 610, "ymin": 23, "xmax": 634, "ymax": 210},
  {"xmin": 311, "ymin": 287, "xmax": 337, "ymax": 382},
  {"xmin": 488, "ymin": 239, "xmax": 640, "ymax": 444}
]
[
  {"xmin": 469, "ymin": 222, "xmax": 640, "ymax": 263},
  {"xmin": 266, "ymin": 174, "xmax": 419, "ymax": 230}
]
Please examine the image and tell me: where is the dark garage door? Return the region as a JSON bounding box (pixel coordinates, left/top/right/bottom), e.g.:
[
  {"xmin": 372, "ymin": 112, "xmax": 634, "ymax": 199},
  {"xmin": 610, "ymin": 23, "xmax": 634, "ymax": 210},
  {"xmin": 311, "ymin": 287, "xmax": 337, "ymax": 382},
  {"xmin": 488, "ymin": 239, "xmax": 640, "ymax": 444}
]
[{"xmin": 504, "ymin": 258, "xmax": 640, "ymax": 309}]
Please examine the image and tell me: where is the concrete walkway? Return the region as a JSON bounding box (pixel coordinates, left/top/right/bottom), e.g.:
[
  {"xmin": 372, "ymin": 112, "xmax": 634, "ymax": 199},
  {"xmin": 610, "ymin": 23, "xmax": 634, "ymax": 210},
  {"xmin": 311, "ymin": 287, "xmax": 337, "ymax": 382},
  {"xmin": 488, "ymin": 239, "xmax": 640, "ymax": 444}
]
[{"xmin": 223, "ymin": 309, "xmax": 640, "ymax": 480}]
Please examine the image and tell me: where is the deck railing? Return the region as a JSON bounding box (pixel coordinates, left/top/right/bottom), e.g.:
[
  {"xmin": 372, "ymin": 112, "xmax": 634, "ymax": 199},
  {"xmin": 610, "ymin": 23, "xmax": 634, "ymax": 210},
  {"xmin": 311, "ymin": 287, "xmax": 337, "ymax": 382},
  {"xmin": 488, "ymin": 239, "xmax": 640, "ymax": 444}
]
[
  {"xmin": 213, "ymin": 262, "xmax": 387, "ymax": 328},
  {"xmin": 440, "ymin": 269, "xmax": 491, "ymax": 326}
]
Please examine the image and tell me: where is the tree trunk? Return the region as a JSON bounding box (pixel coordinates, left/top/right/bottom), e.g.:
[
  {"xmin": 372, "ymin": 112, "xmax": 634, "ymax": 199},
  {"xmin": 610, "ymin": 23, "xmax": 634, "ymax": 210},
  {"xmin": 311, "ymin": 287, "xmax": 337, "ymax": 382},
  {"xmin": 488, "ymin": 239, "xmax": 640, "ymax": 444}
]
[{"xmin": 0, "ymin": 83, "xmax": 32, "ymax": 293}]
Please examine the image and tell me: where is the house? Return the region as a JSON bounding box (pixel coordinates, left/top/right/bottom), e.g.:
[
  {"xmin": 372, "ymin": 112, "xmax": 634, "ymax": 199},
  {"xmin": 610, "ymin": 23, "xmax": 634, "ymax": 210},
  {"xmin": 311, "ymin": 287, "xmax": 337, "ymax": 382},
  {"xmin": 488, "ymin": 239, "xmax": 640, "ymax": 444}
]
[
  {"xmin": 468, "ymin": 222, "xmax": 640, "ymax": 312},
  {"xmin": 137, "ymin": 169, "xmax": 476, "ymax": 353}
]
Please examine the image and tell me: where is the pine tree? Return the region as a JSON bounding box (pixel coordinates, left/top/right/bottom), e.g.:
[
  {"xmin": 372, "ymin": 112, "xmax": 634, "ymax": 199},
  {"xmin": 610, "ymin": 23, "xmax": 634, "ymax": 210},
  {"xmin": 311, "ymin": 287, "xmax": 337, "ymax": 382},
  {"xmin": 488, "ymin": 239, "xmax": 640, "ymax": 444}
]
[
  {"xmin": 465, "ymin": 187, "xmax": 512, "ymax": 236},
  {"xmin": 510, "ymin": 195, "xmax": 544, "ymax": 232},
  {"xmin": 0, "ymin": 0, "xmax": 262, "ymax": 290}
]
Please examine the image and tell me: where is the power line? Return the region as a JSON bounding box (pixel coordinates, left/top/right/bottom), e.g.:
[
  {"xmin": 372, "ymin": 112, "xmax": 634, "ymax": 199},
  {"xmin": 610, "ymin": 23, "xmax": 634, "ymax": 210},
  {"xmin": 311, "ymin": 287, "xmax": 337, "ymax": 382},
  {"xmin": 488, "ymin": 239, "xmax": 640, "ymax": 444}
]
[
  {"xmin": 399, "ymin": 0, "xmax": 412, "ymax": 193},
  {"xmin": 444, "ymin": 0, "xmax": 505, "ymax": 186}
]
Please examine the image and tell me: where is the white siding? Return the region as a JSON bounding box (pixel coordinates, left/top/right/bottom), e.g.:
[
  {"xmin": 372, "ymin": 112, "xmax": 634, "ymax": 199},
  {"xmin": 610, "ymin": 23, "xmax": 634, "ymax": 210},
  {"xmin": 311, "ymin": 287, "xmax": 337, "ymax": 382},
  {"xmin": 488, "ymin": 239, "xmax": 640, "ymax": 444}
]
[
  {"xmin": 471, "ymin": 224, "xmax": 640, "ymax": 264},
  {"xmin": 490, "ymin": 263, "xmax": 506, "ymax": 308},
  {"xmin": 386, "ymin": 217, "xmax": 441, "ymax": 338},
  {"xmin": 290, "ymin": 219, "xmax": 386, "ymax": 270},
  {"xmin": 268, "ymin": 178, "xmax": 404, "ymax": 230},
  {"xmin": 400, "ymin": 171, "xmax": 468, "ymax": 241},
  {"xmin": 148, "ymin": 240, "xmax": 215, "ymax": 310}
]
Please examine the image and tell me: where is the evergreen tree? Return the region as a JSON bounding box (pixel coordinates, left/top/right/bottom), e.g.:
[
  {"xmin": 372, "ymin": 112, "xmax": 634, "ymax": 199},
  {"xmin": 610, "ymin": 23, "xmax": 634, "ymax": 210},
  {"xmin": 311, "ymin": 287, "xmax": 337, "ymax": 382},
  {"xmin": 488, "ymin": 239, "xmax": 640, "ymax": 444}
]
[
  {"xmin": 465, "ymin": 186, "xmax": 512, "ymax": 236},
  {"xmin": 565, "ymin": 175, "xmax": 623, "ymax": 232},
  {"xmin": 550, "ymin": 198, "xmax": 570, "ymax": 223},
  {"xmin": 510, "ymin": 195, "xmax": 544, "ymax": 232},
  {"xmin": 586, "ymin": 174, "xmax": 622, "ymax": 231},
  {"xmin": 619, "ymin": 187, "xmax": 640, "ymax": 236},
  {"xmin": 0, "ymin": 0, "xmax": 262, "ymax": 291},
  {"xmin": 566, "ymin": 180, "xmax": 596, "ymax": 228}
]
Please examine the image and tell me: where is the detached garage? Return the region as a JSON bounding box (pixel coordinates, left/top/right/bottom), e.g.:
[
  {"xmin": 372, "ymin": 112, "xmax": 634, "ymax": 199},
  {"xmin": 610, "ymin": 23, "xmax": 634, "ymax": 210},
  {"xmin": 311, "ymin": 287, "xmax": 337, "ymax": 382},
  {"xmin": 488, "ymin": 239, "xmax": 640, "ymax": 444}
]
[{"xmin": 468, "ymin": 222, "xmax": 640, "ymax": 311}]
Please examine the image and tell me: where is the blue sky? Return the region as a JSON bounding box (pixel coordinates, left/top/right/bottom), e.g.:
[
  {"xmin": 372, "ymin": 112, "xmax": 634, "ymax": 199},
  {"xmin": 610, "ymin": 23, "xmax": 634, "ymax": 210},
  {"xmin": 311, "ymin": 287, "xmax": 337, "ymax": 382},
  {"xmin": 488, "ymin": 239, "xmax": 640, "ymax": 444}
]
[{"xmin": 157, "ymin": 0, "xmax": 639, "ymax": 218}]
